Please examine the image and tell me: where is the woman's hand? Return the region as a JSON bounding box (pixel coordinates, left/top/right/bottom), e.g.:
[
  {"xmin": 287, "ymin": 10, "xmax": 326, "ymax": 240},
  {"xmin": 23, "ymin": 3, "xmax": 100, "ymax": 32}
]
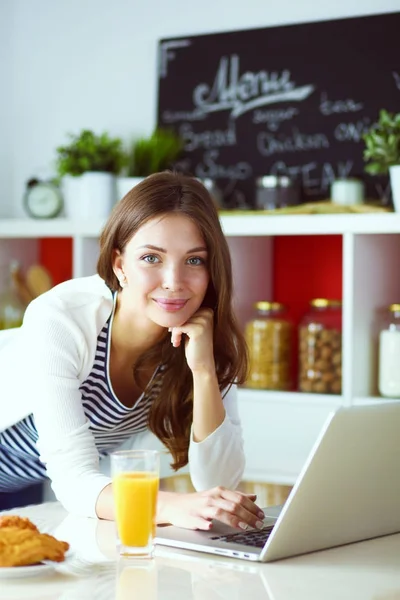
[
  {"xmin": 169, "ymin": 308, "xmax": 215, "ymax": 374},
  {"xmin": 159, "ymin": 487, "xmax": 265, "ymax": 531}
]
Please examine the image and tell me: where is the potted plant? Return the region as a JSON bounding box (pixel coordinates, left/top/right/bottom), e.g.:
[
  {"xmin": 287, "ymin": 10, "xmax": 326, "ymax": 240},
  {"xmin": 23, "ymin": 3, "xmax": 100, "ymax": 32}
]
[
  {"xmin": 116, "ymin": 128, "xmax": 183, "ymax": 200},
  {"xmin": 363, "ymin": 109, "xmax": 400, "ymax": 211},
  {"xmin": 56, "ymin": 129, "xmax": 127, "ymax": 218}
]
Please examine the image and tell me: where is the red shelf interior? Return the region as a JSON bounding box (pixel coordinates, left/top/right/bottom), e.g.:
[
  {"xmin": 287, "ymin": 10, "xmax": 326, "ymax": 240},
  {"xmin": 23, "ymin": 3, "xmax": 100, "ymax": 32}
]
[
  {"xmin": 273, "ymin": 235, "xmax": 343, "ymax": 389},
  {"xmin": 39, "ymin": 238, "xmax": 73, "ymax": 285}
]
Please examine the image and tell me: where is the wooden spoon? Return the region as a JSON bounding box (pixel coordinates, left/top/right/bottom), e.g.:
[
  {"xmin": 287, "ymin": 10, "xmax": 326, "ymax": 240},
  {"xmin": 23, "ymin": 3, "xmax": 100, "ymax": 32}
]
[
  {"xmin": 26, "ymin": 265, "xmax": 53, "ymax": 298},
  {"xmin": 10, "ymin": 262, "xmax": 34, "ymax": 306}
]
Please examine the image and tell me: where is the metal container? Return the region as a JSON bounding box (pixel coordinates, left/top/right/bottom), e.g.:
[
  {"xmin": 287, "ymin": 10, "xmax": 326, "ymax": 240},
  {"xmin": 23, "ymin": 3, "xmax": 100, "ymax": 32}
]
[
  {"xmin": 198, "ymin": 178, "xmax": 223, "ymax": 208},
  {"xmin": 255, "ymin": 175, "xmax": 301, "ymax": 210}
]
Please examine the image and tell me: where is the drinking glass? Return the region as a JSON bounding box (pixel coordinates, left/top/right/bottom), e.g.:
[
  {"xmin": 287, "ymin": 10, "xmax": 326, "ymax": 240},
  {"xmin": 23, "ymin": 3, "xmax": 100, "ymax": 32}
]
[{"xmin": 111, "ymin": 449, "xmax": 160, "ymax": 558}]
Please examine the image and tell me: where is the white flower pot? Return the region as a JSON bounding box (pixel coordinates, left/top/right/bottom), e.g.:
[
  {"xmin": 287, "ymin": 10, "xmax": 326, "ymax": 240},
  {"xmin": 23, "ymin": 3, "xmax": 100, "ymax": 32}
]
[
  {"xmin": 116, "ymin": 176, "xmax": 145, "ymax": 201},
  {"xmin": 62, "ymin": 172, "xmax": 115, "ymax": 219},
  {"xmin": 61, "ymin": 175, "xmax": 83, "ymax": 219},
  {"xmin": 389, "ymin": 165, "xmax": 400, "ymax": 212}
]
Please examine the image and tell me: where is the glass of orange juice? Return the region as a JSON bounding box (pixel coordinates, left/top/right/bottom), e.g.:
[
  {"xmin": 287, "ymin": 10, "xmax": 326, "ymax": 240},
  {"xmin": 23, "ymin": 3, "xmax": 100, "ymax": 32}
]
[{"xmin": 111, "ymin": 449, "xmax": 160, "ymax": 558}]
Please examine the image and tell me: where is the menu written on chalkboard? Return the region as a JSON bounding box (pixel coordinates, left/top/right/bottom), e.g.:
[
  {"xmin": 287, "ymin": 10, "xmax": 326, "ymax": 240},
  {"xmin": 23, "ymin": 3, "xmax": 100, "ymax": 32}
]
[{"xmin": 157, "ymin": 12, "xmax": 400, "ymax": 207}]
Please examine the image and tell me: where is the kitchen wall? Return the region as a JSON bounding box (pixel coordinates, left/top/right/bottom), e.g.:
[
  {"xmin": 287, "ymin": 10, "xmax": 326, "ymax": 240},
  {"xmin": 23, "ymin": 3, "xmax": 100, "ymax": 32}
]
[
  {"xmin": 1, "ymin": 0, "xmax": 399, "ymax": 216},
  {"xmin": 0, "ymin": 0, "xmax": 13, "ymax": 217}
]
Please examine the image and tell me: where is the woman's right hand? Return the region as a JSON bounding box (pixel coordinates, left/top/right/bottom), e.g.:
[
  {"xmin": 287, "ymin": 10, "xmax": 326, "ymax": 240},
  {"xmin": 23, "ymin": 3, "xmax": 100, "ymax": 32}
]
[{"xmin": 157, "ymin": 487, "xmax": 265, "ymax": 531}]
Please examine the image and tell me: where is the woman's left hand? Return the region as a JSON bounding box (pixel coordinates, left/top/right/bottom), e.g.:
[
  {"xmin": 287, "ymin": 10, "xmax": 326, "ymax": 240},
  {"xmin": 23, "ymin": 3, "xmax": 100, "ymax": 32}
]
[
  {"xmin": 158, "ymin": 487, "xmax": 265, "ymax": 531},
  {"xmin": 169, "ymin": 308, "xmax": 215, "ymax": 373}
]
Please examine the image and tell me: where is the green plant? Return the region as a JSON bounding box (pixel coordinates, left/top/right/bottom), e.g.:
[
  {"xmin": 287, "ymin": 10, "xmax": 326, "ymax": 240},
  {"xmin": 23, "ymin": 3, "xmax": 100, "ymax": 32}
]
[
  {"xmin": 56, "ymin": 130, "xmax": 127, "ymax": 177},
  {"xmin": 363, "ymin": 110, "xmax": 400, "ymax": 175},
  {"xmin": 128, "ymin": 128, "xmax": 183, "ymax": 177}
]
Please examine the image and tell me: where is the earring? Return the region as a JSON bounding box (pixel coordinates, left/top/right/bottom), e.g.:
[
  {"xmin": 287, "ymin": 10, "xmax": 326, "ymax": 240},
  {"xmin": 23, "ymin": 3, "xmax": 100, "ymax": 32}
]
[{"xmin": 119, "ymin": 276, "xmax": 127, "ymax": 288}]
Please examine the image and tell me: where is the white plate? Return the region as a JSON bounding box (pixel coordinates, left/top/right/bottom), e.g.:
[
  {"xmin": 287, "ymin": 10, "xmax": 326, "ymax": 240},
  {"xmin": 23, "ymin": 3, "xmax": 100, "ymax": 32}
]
[{"xmin": 0, "ymin": 562, "xmax": 55, "ymax": 579}]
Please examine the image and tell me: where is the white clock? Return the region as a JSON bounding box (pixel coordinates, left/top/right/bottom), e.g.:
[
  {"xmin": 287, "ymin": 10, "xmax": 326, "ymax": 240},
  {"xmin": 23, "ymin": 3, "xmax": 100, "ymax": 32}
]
[{"xmin": 24, "ymin": 179, "xmax": 63, "ymax": 219}]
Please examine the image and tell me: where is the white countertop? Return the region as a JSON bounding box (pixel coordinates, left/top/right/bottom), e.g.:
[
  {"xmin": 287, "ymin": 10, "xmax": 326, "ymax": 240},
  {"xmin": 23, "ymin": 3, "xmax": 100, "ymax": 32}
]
[{"xmin": 1, "ymin": 502, "xmax": 400, "ymax": 599}]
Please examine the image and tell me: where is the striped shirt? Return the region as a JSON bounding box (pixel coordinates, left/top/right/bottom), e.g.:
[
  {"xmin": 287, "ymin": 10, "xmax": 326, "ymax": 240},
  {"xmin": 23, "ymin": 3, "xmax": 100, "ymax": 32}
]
[{"xmin": 0, "ymin": 308, "xmax": 162, "ymax": 493}]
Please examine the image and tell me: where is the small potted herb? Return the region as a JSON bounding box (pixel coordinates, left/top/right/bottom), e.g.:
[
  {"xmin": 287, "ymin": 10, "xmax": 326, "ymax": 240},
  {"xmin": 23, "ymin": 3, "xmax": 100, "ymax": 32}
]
[
  {"xmin": 116, "ymin": 128, "xmax": 183, "ymax": 200},
  {"xmin": 363, "ymin": 110, "xmax": 400, "ymax": 210},
  {"xmin": 56, "ymin": 130, "xmax": 127, "ymax": 218}
]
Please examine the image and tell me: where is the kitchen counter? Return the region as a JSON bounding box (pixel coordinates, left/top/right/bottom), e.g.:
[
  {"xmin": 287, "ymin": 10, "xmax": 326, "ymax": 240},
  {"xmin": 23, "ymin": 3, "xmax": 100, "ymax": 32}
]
[{"xmin": 1, "ymin": 502, "xmax": 399, "ymax": 599}]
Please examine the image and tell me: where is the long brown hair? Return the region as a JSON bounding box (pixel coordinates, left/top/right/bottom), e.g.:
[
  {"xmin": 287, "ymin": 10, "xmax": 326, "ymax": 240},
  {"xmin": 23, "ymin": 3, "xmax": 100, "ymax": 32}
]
[{"xmin": 97, "ymin": 171, "xmax": 248, "ymax": 469}]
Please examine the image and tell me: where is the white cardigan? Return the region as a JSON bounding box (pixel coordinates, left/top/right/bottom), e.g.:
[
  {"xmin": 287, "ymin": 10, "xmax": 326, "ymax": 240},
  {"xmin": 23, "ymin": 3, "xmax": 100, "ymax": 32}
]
[{"xmin": 0, "ymin": 275, "xmax": 245, "ymax": 517}]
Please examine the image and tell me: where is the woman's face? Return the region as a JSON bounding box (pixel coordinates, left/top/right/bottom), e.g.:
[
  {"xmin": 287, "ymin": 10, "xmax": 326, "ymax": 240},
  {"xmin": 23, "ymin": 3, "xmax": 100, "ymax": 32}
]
[{"xmin": 113, "ymin": 213, "xmax": 210, "ymax": 329}]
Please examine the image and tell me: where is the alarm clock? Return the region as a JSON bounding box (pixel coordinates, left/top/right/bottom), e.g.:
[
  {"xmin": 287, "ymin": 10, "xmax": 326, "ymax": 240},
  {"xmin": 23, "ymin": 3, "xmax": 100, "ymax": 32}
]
[{"xmin": 23, "ymin": 178, "xmax": 63, "ymax": 218}]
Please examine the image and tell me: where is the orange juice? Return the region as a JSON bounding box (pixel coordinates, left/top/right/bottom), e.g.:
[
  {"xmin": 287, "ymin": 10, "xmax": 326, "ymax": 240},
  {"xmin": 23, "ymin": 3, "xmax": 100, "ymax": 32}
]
[{"xmin": 113, "ymin": 471, "xmax": 159, "ymax": 547}]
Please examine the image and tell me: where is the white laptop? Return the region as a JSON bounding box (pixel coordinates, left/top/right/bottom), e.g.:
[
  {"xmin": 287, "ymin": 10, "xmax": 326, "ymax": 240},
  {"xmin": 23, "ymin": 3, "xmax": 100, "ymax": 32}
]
[{"xmin": 156, "ymin": 402, "xmax": 400, "ymax": 562}]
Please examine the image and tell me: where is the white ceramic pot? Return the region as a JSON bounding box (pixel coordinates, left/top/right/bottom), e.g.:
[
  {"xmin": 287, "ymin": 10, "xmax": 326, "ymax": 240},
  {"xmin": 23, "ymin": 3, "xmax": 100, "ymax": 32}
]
[
  {"xmin": 116, "ymin": 176, "xmax": 144, "ymax": 201},
  {"xmin": 389, "ymin": 165, "xmax": 400, "ymax": 212},
  {"xmin": 61, "ymin": 175, "xmax": 83, "ymax": 219},
  {"xmin": 62, "ymin": 172, "xmax": 115, "ymax": 219},
  {"xmin": 330, "ymin": 178, "xmax": 365, "ymax": 206}
]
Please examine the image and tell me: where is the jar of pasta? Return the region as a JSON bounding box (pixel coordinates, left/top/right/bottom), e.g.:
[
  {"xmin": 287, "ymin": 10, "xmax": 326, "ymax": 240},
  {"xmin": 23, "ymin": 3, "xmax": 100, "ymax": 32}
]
[
  {"xmin": 0, "ymin": 262, "xmax": 26, "ymax": 330},
  {"xmin": 378, "ymin": 304, "xmax": 400, "ymax": 398},
  {"xmin": 298, "ymin": 298, "xmax": 342, "ymax": 394},
  {"xmin": 245, "ymin": 301, "xmax": 292, "ymax": 390}
]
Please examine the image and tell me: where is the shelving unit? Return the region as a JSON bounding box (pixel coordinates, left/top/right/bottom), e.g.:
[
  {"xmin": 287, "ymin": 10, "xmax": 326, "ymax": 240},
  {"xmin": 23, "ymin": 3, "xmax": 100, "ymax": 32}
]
[
  {"xmin": 1, "ymin": 212, "xmax": 400, "ymax": 484},
  {"xmin": 2, "ymin": 212, "xmax": 400, "ymax": 237}
]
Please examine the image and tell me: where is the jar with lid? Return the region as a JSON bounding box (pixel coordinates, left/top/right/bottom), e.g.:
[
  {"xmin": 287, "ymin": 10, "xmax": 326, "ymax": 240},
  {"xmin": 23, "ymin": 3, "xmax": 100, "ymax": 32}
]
[
  {"xmin": 197, "ymin": 178, "xmax": 223, "ymax": 208},
  {"xmin": 378, "ymin": 304, "xmax": 400, "ymax": 398},
  {"xmin": 0, "ymin": 262, "xmax": 26, "ymax": 330},
  {"xmin": 245, "ymin": 301, "xmax": 292, "ymax": 390},
  {"xmin": 298, "ymin": 298, "xmax": 342, "ymax": 394},
  {"xmin": 255, "ymin": 175, "xmax": 301, "ymax": 210}
]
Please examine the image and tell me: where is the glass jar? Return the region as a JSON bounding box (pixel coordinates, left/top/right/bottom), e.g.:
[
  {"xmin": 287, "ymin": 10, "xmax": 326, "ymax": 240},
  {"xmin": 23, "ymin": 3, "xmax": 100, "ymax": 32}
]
[
  {"xmin": 378, "ymin": 304, "xmax": 400, "ymax": 398},
  {"xmin": 255, "ymin": 175, "xmax": 301, "ymax": 210},
  {"xmin": 245, "ymin": 301, "xmax": 292, "ymax": 390},
  {"xmin": 0, "ymin": 262, "xmax": 26, "ymax": 330},
  {"xmin": 298, "ymin": 298, "xmax": 342, "ymax": 394}
]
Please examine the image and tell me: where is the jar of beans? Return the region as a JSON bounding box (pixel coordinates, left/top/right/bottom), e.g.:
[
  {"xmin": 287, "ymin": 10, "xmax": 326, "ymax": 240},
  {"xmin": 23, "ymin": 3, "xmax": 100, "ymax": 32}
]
[
  {"xmin": 245, "ymin": 301, "xmax": 292, "ymax": 390},
  {"xmin": 298, "ymin": 299, "xmax": 342, "ymax": 394}
]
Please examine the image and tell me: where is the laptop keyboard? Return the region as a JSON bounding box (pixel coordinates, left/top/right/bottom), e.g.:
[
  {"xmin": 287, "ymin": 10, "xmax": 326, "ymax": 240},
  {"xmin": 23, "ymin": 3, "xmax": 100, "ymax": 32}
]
[{"xmin": 210, "ymin": 525, "xmax": 274, "ymax": 549}]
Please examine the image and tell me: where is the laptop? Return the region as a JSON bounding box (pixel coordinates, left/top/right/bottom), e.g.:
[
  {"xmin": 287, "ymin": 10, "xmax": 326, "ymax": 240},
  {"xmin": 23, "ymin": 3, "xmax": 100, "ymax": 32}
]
[{"xmin": 155, "ymin": 402, "xmax": 400, "ymax": 562}]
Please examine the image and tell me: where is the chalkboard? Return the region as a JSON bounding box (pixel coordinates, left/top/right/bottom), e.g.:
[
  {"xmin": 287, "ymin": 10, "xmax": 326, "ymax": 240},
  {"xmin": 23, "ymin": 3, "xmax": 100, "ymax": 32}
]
[{"xmin": 157, "ymin": 12, "xmax": 400, "ymax": 208}]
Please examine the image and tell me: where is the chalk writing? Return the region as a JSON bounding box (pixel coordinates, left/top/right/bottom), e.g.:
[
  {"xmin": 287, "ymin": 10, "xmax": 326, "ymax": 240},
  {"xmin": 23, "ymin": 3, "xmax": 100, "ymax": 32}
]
[
  {"xmin": 159, "ymin": 40, "xmax": 191, "ymax": 78},
  {"xmin": 252, "ymin": 107, "xmax": 299, "ymax": 130},
  {"xmin": 393, "ymin": 72, "xmax": 400, "ymax": 91},
  {"xmin": 270, "ymin": 160, "xmax": 353, "ymax": 194},
  {"xmin": 179, "ymin": 122, "xmax": 237, "ymax": 152},
  {"xmin": 334, "ymin": 118, "xmax": 371, "ymax": 142},
  {"xmin": 162, "ymin": 109, "xmax": 206, "ymax": 123},
  {"xmin": 195, "ymin": 149, "xmax": 252, "ymax": 180},
  {"xmin": 319, "ymin": 92, "xmax": 363, "ymax": 115},
  {"xmin": 257, "ymin": 128, "xmax": 329, "ymax": 157},
  {"xmin": 192, "ymin": 55, "xmax": 315, "ymax": 119}
]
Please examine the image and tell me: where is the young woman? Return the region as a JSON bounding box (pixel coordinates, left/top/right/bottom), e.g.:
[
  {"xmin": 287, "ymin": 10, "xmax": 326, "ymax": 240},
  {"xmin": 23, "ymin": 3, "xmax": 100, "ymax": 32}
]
[{"xmin": 0, "ymin": 172, "xmax": 265, "ymax": 531}]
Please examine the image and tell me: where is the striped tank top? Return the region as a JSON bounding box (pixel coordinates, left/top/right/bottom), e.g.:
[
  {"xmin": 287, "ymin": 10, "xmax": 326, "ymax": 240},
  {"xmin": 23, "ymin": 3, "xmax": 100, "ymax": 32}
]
[{"xmin": 0, "ymin": 303, "xmax": 163, "ymax": 492}]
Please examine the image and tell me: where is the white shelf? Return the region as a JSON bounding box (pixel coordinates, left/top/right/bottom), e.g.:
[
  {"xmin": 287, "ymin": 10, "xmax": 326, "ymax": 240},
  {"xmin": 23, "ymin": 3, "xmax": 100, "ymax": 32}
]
[
  {"xmin": 238, "ymin": 388, "xmax": 343, "ymax": 407},
  {"xmin": 220, "ymin": 212, "xmax": 400, "ymax": 236},
  {"xmin": 238, "ymin": 389, "xmax": 400, "ymax": 407},
  {"xmin": 0, "ymin": 219, "xmax": 106, "ymax": 238},
  {"xmin": 1, "ymin": 212, "xmax": 400, "ymax": 238},
  {"xmin": 353, "ymin": 396, "xmax": 400, "ymax": 405}
]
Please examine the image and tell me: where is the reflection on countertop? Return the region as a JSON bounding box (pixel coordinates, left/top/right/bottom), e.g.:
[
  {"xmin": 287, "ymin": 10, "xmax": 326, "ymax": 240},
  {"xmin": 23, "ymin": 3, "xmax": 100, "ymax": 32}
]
[{"xmin": 0, "ymin": 502, "xmax": 400, "ymax": 600}]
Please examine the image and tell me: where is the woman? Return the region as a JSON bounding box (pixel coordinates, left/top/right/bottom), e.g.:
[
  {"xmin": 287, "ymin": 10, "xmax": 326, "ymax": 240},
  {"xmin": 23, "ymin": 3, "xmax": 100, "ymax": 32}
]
[{"xmin": 0, "ymin": 172, "xmax": 265, "ymax": 531}]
